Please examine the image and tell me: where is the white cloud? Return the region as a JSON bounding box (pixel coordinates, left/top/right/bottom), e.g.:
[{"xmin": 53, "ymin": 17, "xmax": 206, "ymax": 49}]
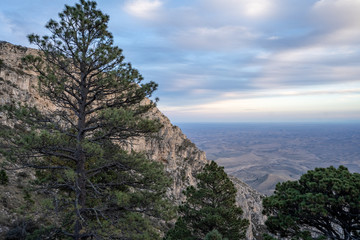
[
  {"xmin": 256, "ymin": 51, "xmax": 272, "ymax": 59},
  {"xmin": 123, "ymin": 0, "xmax": 163, "ymax": 20},
  {"xmin": 221, "ymin": 86, "xmax": 360, "ymax": 99},
  {"xmin": 313, "ymin": 0, "xmax": 360, "ymax": 27},
  {"xmin": 311, "ymin": 0, "xmax": 360, "ymax": 44},
  {"xmin": 244, "ymin": 0, "xmax": 273, "ymax": 17},
  {"xmin": 168, "ymin": 74, "xmax": 206, "ymax": 91},
  {"xmin": 275, "ymin": 46, "xmax": 357, "ymax": 63},
  {"xmin": 267, "ymin": 36, "xmax": 280, "ymax": 40},
  {"xmin": 246, "ymin": 43, "xmax": 360, "ymax": 93},
  {"xmin": 203, "ymin": 0, "xmax": 276, "ymax": 19},
  {"xmin": 171, "ymin": 25, "xmax": 258, "ymax": 50},
  {"xmin": 161, "ymin": 92, "xmax": 360, "ymax": 114},
  {"xmin": 316, "ymin": 28, "xmax": 360, "ymax": 46},
  {"xmin": 159, "ymin": 83, "xmax": 360, "ymax": 121}
]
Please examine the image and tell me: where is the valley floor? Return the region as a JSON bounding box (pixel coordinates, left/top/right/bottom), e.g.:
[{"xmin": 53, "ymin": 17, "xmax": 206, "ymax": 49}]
[{"xmin": 179, "ymin": 122, "xmax": 360, "ymax": 195}]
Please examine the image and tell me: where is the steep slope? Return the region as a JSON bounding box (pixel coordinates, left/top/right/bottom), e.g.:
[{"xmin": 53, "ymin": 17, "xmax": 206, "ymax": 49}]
[{"xmin": 0, "ymin": 41, "xmax": 266, "ymax": 239}]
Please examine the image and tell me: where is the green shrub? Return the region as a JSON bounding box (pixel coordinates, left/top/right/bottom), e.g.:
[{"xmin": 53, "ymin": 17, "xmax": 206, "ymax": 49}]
[
  {"xmin": 5, "ymin": 219, "xmax": 39, "ymax": 240},
  {"xmin": 0, "ymin": 169, "xmax": 9, "ymax": 185},
  {"xmin": 205, "ymin": 229, "xmax": 229, "ymax": 240}
]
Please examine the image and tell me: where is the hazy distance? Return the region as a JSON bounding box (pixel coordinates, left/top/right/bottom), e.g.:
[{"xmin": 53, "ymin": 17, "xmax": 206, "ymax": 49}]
[{"xmin": 179, "ymin": 122, "xmax": 360, "ymax": 195}]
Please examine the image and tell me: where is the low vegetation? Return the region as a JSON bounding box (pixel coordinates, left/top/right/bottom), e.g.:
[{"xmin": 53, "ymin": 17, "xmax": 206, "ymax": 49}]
[
  {"xmin": 0, "ymin": 169, "xmax": 8, "ymax": 185},
  {"xmin": 263, "ymin": 166, "xmax": 360, "ymax": 240}
]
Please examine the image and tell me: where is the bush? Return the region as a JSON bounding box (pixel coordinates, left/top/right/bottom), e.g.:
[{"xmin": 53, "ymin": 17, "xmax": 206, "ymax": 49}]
[
  {"xmin": 263, "ymin": 166, "xmax": 360, "ymax": 240},
  {"xmin": 0, "ymin": 169, "xmax": 9, "ymax": 185},
  {"xmin": 5, "ymin": 219, "xmax": 39, "ymax": 240},
  {"xmin": 205, "ymin": 229, "xmax": 229, "ymax": 240}
]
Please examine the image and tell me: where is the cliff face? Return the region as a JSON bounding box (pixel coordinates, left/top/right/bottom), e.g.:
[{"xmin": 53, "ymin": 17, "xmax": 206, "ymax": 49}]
[{"xmin": 0, "ymin": 41, "xmax": 266, "ymax": 239}]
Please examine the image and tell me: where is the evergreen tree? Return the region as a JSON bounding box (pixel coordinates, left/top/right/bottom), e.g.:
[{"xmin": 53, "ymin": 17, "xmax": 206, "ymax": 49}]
[
  {"xmin": 263, "ymin": 166, "xmax": 360, "ymax": 240},
  {"xmin": 204, "ymin": 229, "xmax": 228, "ymax": 240},
  {"xmin": 0, "ymin": 1, "xmax": 173, "ymax": 239},
  {"xmin": 165, "ymin": 161, "xmax": 249, "ymax": 240}
]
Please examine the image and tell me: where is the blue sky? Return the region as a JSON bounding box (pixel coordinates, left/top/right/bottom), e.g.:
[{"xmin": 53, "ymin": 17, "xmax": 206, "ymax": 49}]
[{"xmin": 1, "ymin": 0, "xmax": 360, "ymax": 123}]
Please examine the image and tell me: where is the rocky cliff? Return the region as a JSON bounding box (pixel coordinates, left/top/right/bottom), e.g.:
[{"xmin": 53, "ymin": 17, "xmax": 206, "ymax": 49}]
[{"xmin": 0, "ymin": 41, "xmax": 266, "ymax": 239}]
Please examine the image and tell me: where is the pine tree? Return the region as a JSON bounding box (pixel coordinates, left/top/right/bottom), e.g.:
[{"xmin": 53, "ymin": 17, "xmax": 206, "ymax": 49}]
[
  {"xmin": 0, "ymin": 1, "xmax": 173, "ymax": 239},
  {"xmin": 165, "ymin": 161, "xmax": 249, "ymax": 240},
  {"xmin": 263, "ymin": 166, "xmax": 360, "ymax": 240}
]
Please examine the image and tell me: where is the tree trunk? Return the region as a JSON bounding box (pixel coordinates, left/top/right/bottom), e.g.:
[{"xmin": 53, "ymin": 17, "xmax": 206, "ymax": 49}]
[
  {"xmin": 74, "ymin": 72, "xmax": 88, "ymax": 240},
  {"xmin": 74, "ymin": 152, "xmax": 86, "ymax": 240}
]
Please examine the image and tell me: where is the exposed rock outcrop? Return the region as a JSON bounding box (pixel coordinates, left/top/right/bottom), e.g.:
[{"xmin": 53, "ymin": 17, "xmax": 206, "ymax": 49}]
[{"xmin": 0, "ymin": 41, "xmax": 266, "ymax": 239}]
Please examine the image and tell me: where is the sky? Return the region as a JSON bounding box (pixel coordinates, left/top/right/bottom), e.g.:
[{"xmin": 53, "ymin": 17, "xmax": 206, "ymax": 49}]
[{"xmin": 1, "ymin": 0, "xmax": 360, "ymax": 123}]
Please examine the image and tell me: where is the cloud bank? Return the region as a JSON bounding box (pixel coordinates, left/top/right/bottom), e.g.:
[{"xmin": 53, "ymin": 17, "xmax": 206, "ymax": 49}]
[{"xmin": 0, "ymin": 0, "xmax": 359, "ymax": 122}]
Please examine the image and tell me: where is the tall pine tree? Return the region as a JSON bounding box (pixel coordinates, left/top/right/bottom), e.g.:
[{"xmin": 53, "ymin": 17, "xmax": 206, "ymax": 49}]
[{"xmin": 0, "ymin": 1, "xmax": 173, "ymax": 239}]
